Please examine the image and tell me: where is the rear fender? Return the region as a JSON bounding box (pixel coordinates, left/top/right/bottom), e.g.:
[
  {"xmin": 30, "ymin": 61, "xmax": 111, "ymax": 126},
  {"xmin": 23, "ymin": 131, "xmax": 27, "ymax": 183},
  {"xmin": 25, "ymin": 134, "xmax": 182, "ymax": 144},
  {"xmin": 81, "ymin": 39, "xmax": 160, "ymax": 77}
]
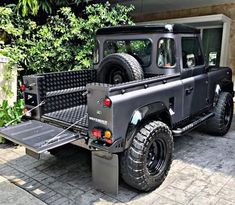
[
  {"xmin": 124, "ymin": 102, "xmax": 172, "ymax": 149},
  {"xmin": 213, "ymin": 80, "xmax": 234, "ymax": 106},
  {"xmin": 220, "ymin": 80, "xmax": 234, "ymax": 96},
  {"xmin": 217, "ymin": 68, "xmax": 233, "ymax": 95}
]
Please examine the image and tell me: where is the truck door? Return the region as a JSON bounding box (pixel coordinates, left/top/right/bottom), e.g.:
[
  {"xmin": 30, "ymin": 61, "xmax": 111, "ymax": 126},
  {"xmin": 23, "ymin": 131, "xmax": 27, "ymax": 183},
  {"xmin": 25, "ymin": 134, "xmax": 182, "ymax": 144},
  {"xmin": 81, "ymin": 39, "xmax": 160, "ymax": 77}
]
[
  {"xmin": 181, "ymin": 75, "xmax": 194, "ymax": 119},
  {"xmin": 192, "ymin": 71, "xmax": 208, "ymax": 113},
  {"xmin": 181, "ymin": 36, "xmax": 208, "ymax": 118}
]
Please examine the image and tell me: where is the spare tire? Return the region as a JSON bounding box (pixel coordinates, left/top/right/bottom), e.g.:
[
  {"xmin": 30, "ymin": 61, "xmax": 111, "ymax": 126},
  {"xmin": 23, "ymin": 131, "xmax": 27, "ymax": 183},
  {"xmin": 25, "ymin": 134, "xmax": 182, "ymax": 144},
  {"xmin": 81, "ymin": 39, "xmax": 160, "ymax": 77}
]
[{"xmin": 97, "ymin": 53, "xmax": 144, "ymax": 84}]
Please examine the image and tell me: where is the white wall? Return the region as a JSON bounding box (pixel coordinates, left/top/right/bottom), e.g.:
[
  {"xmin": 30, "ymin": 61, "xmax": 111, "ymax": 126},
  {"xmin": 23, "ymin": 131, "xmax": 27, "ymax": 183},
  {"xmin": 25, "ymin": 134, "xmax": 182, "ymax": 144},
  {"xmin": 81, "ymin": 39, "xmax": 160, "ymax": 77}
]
[{"xmin": 0, "ymin": 56, "xmax": 17, "ymax": 106}]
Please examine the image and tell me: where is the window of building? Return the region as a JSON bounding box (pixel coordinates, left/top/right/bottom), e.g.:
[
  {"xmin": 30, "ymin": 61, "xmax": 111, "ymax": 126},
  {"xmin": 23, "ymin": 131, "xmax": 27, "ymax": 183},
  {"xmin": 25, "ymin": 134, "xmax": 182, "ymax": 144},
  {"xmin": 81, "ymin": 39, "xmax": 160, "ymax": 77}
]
[
  {"xmin": 157, "ymin": 38, "xmax": 176, "ymax": 68},
  {"xmin": 104, "ymin": 39, "xmax": 152, "ymax": 67},
  {"xmin": 182, "ymin": 37, "xmax": 204, "ymax": 68}
]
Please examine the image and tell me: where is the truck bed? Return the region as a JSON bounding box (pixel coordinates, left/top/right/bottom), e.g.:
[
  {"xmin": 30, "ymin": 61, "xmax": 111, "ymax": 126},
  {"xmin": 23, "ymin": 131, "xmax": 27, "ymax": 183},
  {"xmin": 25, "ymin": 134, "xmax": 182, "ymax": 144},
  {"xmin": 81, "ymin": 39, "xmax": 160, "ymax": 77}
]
[
  {"xmin": 41, "ymin": 73, "xmax": 176, "ymax": 130},
  {"xmin": 42, "ymin": 105, "xmax": 88, "ymax": 128},
  {"xmin": 0, "ymin": 70, "xmax": 97, "ymax": 154},
  {"xmin": 21, "ymin": 69, "xmax": 97, "ymax": 132}
]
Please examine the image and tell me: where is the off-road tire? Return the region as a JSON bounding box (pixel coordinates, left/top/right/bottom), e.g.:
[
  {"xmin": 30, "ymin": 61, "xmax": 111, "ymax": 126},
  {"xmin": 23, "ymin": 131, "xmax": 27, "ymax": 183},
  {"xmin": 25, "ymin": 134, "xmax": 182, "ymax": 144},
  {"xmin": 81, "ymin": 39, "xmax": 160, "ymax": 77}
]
[
  {"xmin": 120, "ymin": 121, "xmax": 173, "ymax": 192},
  {"xmin": 205, "ymin": 92, "xmax": 233, "ymax": 136},
  {"xmin": 97, "ymin": 53, "xmax": 144, "ymax": 84}
]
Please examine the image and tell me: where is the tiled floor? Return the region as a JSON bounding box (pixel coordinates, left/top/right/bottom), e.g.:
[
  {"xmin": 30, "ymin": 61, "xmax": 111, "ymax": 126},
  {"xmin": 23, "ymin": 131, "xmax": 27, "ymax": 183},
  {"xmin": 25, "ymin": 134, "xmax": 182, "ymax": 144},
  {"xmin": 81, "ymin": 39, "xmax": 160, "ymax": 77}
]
[{"xmin": 0, "ymin": 118, "xmax": 235, "ymax": 205}]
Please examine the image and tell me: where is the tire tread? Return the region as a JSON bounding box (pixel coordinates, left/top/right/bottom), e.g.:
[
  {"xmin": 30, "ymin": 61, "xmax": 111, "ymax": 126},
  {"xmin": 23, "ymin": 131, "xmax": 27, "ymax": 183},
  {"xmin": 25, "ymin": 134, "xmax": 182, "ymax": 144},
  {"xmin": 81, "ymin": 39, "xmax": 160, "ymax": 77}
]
[{"xmin": 120, "ymin": 121, "xmax": 173, "ymax": 192}]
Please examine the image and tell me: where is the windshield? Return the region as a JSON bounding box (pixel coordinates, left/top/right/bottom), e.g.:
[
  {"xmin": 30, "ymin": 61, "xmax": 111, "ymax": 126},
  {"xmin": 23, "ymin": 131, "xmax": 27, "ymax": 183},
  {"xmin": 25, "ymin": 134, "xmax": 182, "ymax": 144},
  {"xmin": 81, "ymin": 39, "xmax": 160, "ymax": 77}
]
[{"xmin": 104, "ymin": 39, "xmax": 152, "ymax": 67}]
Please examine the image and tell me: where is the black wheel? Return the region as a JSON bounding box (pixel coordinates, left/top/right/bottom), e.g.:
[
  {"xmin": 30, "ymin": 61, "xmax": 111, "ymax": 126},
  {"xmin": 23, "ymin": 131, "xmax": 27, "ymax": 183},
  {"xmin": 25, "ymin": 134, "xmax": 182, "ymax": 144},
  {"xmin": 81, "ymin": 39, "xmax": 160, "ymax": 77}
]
[
  {"xmin": 205, "ymin": 92, "xmax": 233, "ymax": 136},
  {"xmin": 120, "ymin": 121, "xmax": 173, "ymax": 192},
  {"xmin": 97, "ymin": 53, "xmax": 144, "ymax": 84}
]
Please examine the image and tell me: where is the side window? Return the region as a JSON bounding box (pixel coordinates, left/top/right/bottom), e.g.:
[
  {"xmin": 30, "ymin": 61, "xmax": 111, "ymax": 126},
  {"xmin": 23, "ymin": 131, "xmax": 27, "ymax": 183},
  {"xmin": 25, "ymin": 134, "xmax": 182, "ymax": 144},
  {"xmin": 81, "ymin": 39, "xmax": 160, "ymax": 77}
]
[
  {"xmin": 157, "ymin": 38, "xmax": 176, "ymax": 68},
  {"xmin": 182, "ymin": 37, "xmax": 204, "ymax": 68}
]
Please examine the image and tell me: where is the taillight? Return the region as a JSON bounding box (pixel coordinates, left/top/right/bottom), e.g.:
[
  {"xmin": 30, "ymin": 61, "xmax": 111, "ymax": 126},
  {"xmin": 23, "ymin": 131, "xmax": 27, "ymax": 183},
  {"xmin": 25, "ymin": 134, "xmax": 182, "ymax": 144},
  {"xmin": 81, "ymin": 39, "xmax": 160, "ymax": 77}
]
[
  {"xmin": 20, "ymin": 84, "xmax": 26, "ymax": 92},
  {"xmin": 92, "ymin": 128, "xmax": 113, "ymax": 144},
  {"xmin": 92, "ymin": 128, "xmax": 102, "ymax": 138},
  {"xmin": 23, "ymin": 107, "xmax": 28, "ymax": 112},
  {"xmin": 105, "ymin": 139, "xmax": 112, "ymax": 144},
  {"xmin": 23, "ymin": 107, "xmax": 31, "ymax": 117},
  {"xmin": 104, "ymin": 130, "xmax": 112, "ymax": 139},
  {"xmin": 103, "ymin": 98, "xmax": 112, "ymax": 107}
]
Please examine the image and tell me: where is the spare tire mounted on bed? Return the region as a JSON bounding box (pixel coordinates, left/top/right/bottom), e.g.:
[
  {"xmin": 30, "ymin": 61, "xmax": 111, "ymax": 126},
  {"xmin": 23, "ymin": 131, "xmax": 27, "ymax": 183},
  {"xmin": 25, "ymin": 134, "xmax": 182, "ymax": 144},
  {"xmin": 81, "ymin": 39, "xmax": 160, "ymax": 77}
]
[{"xmin": 97, "ymin": 53, "xmax": 144, "ymax": 84}]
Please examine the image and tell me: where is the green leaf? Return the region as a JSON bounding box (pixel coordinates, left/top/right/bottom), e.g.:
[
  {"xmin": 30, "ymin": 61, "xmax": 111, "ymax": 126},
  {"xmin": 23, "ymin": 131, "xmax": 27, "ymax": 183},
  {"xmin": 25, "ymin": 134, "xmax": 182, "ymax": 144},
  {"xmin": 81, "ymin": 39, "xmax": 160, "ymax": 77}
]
[
  {"xmin": 0, "ymin": 111, "xmax": 5, "ymax": 118},
  {"xmin": 2, "ymin": 100, "xmax": 9, "ymax": 110},
  {"xmin": 0, "ymin": 99, "xmax": 24, "ymax": 127}
]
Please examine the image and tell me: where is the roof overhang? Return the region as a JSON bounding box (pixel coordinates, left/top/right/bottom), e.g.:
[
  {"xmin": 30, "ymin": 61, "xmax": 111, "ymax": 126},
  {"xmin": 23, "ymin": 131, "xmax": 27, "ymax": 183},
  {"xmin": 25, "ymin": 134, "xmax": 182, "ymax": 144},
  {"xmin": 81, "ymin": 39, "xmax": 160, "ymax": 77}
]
[
  {"xmin": 138, "ymin": 14, "xmax": 231, "ymax": 28},
  {"xmin": 96, "ymin": 24, "xmax": 200, "ymax": 35}
]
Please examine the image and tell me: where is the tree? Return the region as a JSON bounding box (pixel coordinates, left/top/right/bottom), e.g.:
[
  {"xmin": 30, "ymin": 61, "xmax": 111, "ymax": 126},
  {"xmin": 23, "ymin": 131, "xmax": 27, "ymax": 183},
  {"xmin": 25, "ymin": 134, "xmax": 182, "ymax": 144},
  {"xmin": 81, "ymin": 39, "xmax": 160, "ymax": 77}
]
[
  {"xmin": 0, "ymin": 2, "xmax": 134, "ymax": 74},
  {"xmin": 14, "ymin": 0, "xmax": 91, "ymax": 16}
]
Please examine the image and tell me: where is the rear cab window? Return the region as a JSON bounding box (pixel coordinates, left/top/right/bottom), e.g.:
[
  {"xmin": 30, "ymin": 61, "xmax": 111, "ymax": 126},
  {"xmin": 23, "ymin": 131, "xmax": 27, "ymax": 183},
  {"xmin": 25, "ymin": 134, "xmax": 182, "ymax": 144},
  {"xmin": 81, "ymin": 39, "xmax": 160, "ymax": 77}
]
[
  {"xmin": 93, "ymin": 40, "xmax": 99, "ymax": 64},
  {"xmin": 103, "ymin": 39, "xmax": 152, "ymax": 67}
]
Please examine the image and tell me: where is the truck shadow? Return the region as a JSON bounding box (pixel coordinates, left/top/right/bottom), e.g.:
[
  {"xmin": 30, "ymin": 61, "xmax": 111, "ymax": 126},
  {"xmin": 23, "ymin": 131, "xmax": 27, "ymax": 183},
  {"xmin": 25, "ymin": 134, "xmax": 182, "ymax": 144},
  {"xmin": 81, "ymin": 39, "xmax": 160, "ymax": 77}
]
[
  {"xmin": 173, "ymin": 117, "xmax": 235, "ymax": 176},
  {"xmin": 0, "ymin": 116, "xmax": 234, "ymax": 204}
]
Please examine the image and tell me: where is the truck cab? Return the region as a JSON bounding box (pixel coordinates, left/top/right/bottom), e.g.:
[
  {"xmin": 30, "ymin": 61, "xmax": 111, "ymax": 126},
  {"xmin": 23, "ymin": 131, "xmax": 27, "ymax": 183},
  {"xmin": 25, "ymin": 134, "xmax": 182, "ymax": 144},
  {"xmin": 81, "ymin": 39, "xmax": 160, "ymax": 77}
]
[
  {"xmin": 92, "ymin": 24, "xmax": 212, "ymax": 123},
  {"xmin": 94, "ymin": 24, "xmax": 203, "ymax": 76}
]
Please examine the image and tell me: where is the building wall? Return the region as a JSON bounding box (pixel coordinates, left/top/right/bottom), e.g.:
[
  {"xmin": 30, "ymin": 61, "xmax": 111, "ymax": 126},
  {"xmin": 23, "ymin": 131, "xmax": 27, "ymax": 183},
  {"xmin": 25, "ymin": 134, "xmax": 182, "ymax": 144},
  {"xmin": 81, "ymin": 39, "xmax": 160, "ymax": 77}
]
[
  {"xmin": 132, "ymin": 3, "xmax": 235, "ymax": 71},
  {"xmin": 0, "ymin": 56, "xmax": 17, "ymax": 106}
]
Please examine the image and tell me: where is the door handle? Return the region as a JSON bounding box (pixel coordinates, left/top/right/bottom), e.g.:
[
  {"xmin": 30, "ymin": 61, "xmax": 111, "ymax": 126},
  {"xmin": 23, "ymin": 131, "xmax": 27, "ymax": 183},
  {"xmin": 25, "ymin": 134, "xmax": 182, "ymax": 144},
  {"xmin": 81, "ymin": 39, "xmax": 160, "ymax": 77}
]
[{"xmin": 185, "ymin": 86, "xmax": 193, "ymax": 95}]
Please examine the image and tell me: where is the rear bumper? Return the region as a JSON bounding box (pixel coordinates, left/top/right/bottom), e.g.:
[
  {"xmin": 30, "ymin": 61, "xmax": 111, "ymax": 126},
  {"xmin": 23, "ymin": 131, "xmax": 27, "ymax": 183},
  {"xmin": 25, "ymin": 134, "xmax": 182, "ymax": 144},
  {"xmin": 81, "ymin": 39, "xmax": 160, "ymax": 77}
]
[{"xmin": 90, "ymin": 138, "xmax": 124, "ymax": 153}]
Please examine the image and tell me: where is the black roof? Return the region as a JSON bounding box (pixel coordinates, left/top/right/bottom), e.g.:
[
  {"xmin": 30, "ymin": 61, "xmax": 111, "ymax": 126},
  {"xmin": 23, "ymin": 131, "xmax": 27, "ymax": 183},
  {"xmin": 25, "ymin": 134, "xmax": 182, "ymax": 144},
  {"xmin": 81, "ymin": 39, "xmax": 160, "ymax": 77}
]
[{"xmin": 96, "ymin": 24, "xmax": 200, "ymax": 35}]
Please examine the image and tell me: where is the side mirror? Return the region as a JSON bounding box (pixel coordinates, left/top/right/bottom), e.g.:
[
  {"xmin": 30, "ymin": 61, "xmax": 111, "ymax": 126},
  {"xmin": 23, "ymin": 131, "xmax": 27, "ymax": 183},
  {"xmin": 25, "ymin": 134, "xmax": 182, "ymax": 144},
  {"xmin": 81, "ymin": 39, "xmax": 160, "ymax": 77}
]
[
  {"xmin": 205, "ymin": 52, "xmax": 218, "ymax": 72},
  {"xmin": 186, "ymin": 54, "xmax": 195, "ymax": 68},
  {"xmin": 208, "ymin": 52, "xmax": 217, "ymax": 66}
]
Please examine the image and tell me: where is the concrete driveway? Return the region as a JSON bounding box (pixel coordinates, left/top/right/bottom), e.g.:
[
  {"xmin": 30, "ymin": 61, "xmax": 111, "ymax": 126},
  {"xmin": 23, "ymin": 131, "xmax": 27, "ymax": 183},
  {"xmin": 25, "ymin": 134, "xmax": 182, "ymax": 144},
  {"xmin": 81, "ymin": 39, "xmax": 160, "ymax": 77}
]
[{"xmin": 0, "ymin": 118, "xmax": 235, "ymax": 205}]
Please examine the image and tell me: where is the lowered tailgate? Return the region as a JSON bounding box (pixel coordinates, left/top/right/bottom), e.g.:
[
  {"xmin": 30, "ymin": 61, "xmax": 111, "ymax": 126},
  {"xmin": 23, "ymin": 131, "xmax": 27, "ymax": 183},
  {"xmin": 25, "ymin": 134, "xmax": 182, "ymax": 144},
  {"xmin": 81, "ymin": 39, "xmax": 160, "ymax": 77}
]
[{"xmin": 0, "ymin": 120, "xmax": 79, "ymax": 153}]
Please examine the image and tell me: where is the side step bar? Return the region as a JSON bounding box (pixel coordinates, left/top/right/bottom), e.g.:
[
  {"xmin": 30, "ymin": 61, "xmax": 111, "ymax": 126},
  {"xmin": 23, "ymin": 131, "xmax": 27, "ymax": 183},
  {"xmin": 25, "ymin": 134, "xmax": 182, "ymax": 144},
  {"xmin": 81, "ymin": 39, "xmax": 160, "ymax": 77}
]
[{"xmin": 172, "ymin": 112, "xmax": 214, "ymax": 136}]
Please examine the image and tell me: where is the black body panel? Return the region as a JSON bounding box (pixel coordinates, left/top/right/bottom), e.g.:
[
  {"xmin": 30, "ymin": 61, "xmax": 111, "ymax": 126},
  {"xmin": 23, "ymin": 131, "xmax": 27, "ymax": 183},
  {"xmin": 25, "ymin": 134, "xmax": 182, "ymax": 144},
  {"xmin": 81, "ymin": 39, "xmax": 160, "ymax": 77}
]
[{"xmin": 87, "ymin": 66, "xmax": 233, "ymax": 153}]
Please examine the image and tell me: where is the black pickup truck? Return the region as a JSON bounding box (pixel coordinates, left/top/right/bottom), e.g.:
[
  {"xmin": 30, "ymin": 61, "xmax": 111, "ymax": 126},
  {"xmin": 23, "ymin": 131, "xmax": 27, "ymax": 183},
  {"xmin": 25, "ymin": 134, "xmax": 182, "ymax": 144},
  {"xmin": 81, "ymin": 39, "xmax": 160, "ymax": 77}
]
[{"xmin": 0, "ymin": 24, "xmax": 233, "ymax": 194}]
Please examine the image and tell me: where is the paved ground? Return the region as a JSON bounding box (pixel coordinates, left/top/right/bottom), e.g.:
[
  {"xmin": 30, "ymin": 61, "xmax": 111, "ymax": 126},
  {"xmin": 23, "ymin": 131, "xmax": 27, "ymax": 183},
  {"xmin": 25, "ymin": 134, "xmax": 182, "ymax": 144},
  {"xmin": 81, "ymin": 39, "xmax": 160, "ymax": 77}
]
[
  {"xmin": 0, "ymin": 119, "xmax": 235, "ymax": 205},
  {"xmin": 0, "ymin": 176, "xmax": 46, "ymax": 205}
]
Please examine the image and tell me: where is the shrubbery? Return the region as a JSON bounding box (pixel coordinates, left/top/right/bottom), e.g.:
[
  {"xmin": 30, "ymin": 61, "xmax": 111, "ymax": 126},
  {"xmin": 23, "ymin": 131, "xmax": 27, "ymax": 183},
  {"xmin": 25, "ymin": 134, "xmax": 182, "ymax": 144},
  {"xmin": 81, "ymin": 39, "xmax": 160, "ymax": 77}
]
[
  {"xmin": 0, "ymin": 1, "xmax": 134, "ymax": 128},
  {"xmin": 0, "ymin": 99, "xmax": 24, "ymax": 127},
  {"xmin": 0, "ymin": 2, "xmax": 134, "ymax": 74}
]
